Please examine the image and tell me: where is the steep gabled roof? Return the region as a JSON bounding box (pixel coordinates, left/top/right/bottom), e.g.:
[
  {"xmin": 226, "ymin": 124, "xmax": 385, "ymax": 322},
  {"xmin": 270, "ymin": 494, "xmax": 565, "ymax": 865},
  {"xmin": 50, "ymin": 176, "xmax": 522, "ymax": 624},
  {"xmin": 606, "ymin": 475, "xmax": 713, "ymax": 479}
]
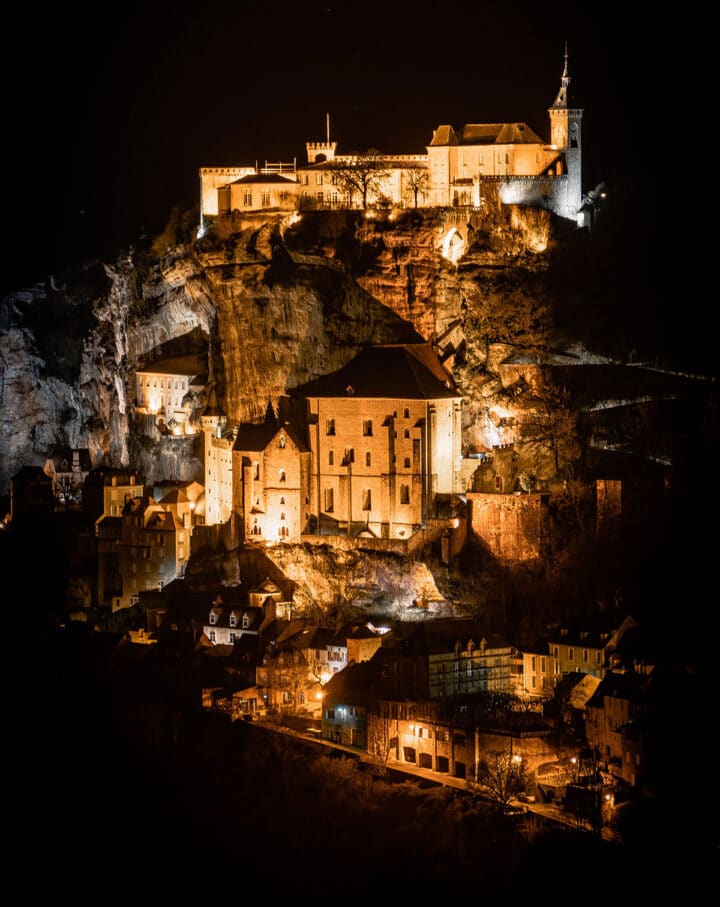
[
  {"xmin": 461, "ymin": 122, "xmax": 543, "ymax": 145},
  {"xmin": 297, "ymin": 344, "xmax": 460, "ymax": 401}
]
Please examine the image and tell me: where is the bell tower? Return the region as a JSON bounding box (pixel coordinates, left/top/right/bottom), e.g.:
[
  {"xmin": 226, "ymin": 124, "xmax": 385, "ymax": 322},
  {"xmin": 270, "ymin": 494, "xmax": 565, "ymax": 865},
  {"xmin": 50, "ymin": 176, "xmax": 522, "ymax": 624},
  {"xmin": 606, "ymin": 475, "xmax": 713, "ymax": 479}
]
[{"xmin": 548, "ymin": 43, "xmax": 584, "ymax": 220}]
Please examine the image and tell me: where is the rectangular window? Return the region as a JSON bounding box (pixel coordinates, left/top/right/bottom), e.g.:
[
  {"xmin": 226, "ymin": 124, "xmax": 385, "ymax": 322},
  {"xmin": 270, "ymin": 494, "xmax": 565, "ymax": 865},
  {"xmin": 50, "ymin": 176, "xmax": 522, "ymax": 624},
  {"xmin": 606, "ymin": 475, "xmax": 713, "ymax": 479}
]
[
  {"xmin": 326, "ymin": 418, "xmax": 335, "ymax": 435},
  {"xmin": 400, "ymin": 484, "xmax": 410, "ymax": 504},
  {"xmin": 568, "ymin": 648, "xmax": 574, "ymax": 662},
  {"xmin": 363, "ymin": 420, "xmax": 372, "ymax": 436},
  {"xmin": 541, "ymin": 657, "xmax": 546, "ymax": 672},
  {"xmin": 531, "ymin": 656, "xmax": 536, "ymax": 672},
  {"xmin": 495, "ymin": 475, "xmax": 502, "ymax": 491},
  {"xmin": 329, "ymin": 450, "xmax": 334, "ymax": 466},
  {"xmin": 324, "ymin": 487, "xmax": 334, "ymax": 512},
  {"xmin": 316, "ymin": 174, "xmax": 323, "ymax": 185},
  {"xmin": 243, "ymin": 191, "xmax": 252, "ymax": 207},
  {"xmin": 316, "ymin": 191, "xmax": 324, "ymax": 203},
  {"xmin": 362, "ymin": 489, "xmax": 371, "ymax": 511},
  {"xmin": 583, "ymin": 649, "xmax": 589, "ymax": 663},
  {"xmin": 261, "ymin": 191, "xmax": 270, "ymax": 206}
]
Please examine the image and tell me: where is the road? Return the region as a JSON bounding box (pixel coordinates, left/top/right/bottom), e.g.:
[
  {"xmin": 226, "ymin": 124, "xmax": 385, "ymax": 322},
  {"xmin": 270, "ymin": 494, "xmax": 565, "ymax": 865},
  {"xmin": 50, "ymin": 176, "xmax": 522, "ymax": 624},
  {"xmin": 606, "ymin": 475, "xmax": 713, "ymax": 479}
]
[{"xmin": 248, "ymin": 717, "xmax": 621, "ymax": 842}]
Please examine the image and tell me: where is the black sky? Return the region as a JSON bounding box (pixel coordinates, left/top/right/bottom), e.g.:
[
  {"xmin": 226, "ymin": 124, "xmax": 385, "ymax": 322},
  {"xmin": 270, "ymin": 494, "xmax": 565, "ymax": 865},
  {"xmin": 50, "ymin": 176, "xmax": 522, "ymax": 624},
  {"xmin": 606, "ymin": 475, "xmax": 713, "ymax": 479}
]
[{"xmin": 2, "ymin": 2, "xmax": 677, "ymax": 296}]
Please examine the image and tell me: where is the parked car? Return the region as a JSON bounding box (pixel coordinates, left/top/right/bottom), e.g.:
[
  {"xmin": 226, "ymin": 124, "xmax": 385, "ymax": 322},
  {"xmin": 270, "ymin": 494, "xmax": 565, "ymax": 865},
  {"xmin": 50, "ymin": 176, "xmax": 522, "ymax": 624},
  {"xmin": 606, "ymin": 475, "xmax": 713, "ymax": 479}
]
[{"xmin": 517, "ymin": 792, "xmax": 536, "ymax": 803}]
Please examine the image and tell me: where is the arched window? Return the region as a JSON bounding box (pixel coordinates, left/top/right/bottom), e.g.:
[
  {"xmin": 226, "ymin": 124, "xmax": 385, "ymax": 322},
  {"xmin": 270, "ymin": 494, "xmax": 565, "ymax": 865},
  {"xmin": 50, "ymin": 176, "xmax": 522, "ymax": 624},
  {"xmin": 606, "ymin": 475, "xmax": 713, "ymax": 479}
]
[
  {"xmin": 279, "ymin": 470, "xmax": 286, "ymax": 482},
  {"xmin": 329, "ymin": 450, "xmax": 334, "ymax": 466}
]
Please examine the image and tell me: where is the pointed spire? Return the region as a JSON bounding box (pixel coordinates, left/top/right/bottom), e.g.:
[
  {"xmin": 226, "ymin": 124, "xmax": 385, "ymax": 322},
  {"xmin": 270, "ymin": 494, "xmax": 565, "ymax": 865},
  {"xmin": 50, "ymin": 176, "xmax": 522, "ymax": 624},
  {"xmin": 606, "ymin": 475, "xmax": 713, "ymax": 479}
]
[{"xmin": 551, "ymin": 42, "xmax": 570, "ymax": 109}]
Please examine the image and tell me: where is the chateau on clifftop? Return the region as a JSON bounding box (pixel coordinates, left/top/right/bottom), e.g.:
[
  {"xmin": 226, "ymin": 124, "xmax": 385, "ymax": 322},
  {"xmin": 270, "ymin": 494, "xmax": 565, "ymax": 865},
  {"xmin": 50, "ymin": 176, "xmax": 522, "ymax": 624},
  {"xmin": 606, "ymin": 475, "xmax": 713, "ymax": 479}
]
[{"xmin": 200, "ymin": 46, "xmax": 583, "ymax": 225}]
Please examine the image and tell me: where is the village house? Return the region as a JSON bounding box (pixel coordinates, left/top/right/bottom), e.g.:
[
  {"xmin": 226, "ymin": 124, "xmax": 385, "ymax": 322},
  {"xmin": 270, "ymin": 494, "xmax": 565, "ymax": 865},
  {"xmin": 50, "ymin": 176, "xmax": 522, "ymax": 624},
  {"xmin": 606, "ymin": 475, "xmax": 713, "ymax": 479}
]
[{"xmin": 96, "ymin": 494, "xmax": 191, "ymax": 611}]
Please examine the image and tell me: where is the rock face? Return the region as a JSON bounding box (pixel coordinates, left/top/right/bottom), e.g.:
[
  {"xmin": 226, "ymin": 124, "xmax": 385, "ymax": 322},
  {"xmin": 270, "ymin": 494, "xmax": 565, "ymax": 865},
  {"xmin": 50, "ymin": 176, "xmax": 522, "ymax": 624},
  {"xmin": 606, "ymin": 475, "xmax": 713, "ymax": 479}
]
[
  {"xmin": 2, "ymin": 203, "xmax": 711, "ymax": 527},
  {"xmin": 0, "ymin": 206, "xmax": 557, "ymax": 497}
]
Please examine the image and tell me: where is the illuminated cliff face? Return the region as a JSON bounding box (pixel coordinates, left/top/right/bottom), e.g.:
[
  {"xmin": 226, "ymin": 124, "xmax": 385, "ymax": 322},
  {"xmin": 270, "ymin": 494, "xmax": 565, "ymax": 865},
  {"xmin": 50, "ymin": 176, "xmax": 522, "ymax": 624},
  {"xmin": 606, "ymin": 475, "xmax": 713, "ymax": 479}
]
[{"xmin": 0, "ymin": 207, "xmax": 557, "ymax": 501}]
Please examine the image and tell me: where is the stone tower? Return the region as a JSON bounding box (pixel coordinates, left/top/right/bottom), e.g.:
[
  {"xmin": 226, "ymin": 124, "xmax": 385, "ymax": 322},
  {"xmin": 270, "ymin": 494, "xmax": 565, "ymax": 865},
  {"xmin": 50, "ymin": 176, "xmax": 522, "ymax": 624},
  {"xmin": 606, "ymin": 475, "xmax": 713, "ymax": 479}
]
[{"xmin": 548, "ymin": 43, "xmax": 584, "ymax": 219}]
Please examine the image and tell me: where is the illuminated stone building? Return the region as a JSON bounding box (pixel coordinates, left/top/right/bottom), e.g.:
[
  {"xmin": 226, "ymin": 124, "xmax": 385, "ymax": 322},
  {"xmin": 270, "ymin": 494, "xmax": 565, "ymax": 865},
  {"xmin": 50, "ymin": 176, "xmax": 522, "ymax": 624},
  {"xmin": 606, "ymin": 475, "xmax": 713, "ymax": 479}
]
[
  {"xmin": 83, "ymin": 466, "xmax": 145, "ymax": 523},
  {"xmin": 42, "ymin": 447, "xmax": 92, "ymax": 504},
  {"xmin": 96, "ymin": 495, "xmax": 191, "ymax": 611},
  {"xmin": 231, "ymin": 407, "xmax": 311, "ymax": 544},
  {"xmin": 200, "ymin": 47, "xmax": 583, "ymax": 224},
  {"xmin": 300, "ymin": 343, "xmax": 463, "ymax": 539},
  {"xmin": 200, "ymin": 406, "xmax": 233, "ymax": 526},
  {"xmin": 134, "ymin": 355, "xmax": 206, "ymax": 437},
  {"xmin": 200, "ymin": 344, "xmax": 462, "ymax": 545}
]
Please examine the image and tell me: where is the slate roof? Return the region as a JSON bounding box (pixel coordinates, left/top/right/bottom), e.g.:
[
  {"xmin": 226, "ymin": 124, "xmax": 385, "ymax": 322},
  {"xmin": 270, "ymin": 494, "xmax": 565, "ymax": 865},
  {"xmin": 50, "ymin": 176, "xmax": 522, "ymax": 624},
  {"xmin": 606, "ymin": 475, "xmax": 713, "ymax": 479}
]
[
  {"xmin": 297, "ymin": 344, "xmax": 460, "ymax": 400},
  {"xmin": 230, "ymin": 173, "xmax": 296, "ymax": 185},
  {"xmin": 430, "ymin": 122, "xmax": 543, "ymax": 146}
]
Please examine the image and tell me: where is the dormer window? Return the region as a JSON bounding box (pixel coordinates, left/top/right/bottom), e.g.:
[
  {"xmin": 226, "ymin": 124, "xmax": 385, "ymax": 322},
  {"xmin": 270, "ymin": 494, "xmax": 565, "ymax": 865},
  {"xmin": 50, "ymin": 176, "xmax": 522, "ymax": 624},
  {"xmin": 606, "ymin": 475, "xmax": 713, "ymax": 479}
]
[
  {"xmin": 229, "ymin": 613, "xmax": 237, "ymax": 627},
  {"xmin": 209, "ymin": 611, "xmax": 217, "ymax": 625},
  {"xmin": 242, "ymin": 613, "xmax": 250, "ymax": 629},
  {"xmin": 279, "ymin": 435, "xmax": 286, "ymax": 448}
]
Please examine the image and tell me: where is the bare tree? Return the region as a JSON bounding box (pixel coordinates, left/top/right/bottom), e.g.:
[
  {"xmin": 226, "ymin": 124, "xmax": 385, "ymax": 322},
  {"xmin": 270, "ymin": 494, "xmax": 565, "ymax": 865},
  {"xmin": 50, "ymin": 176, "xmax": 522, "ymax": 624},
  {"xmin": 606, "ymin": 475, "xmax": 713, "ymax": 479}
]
[
  {"xmin": 260, "ymin": 650, "xmax": 311, "ymax": 717},
  {"xmin": 406, "ymin": 168, "xmax": 429, "ymax": 208},
  {"xmin": 518, "ymin": 381, "xmax": 582, "ymax": 477},
  {"xmin": 366, "ymin": 708, "xmax": 396, "ymax": 777},
  {"xmin": 477, "ymin": 749, "xmax": 528, "ymax": 811},
  {"xmin": 327, "ymin": 149, "xmax": 390, "ymax": 210}
]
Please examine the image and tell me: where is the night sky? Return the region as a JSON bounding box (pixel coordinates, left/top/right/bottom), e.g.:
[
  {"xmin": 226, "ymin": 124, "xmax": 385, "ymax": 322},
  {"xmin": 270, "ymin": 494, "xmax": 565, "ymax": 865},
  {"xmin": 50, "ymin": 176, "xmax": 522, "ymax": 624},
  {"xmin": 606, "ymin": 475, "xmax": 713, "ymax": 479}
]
[{"xmin": 3, "ymin": 2, "xmax": 677, "ymax": 296}]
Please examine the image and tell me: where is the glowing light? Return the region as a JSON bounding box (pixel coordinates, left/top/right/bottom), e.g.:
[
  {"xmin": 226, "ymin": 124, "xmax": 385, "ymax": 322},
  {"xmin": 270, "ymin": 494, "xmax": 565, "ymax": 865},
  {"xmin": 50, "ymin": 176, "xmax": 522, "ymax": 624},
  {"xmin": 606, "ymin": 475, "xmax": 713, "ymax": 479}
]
[
  {"xmin": 451, "ymin": 518, "xmax": 459, "ymax": 529},
  {"xmin": 315, "ymin": 691, "xmax": 323, "ymax": 701},
  {"xmin": 440, "ymin": 228, "xmax": 465, "ymax": 264}
]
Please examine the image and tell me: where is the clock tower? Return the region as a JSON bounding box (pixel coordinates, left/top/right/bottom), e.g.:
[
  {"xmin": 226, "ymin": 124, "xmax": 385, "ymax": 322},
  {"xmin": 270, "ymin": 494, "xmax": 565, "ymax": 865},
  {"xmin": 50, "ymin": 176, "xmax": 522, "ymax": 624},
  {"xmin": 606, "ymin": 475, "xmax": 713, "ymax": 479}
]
[{"xmin": 548, "ymin": 43, "xmax": 583, "ymax": 220}]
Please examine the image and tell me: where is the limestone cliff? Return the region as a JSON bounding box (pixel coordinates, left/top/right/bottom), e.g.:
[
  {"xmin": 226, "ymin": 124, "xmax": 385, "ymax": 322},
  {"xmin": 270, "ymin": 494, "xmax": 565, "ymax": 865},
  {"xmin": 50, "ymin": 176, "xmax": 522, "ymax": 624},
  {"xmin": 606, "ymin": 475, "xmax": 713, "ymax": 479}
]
[{"xmin": 0, "ymin": 206, "xmax": 561, "ymax": 497}]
